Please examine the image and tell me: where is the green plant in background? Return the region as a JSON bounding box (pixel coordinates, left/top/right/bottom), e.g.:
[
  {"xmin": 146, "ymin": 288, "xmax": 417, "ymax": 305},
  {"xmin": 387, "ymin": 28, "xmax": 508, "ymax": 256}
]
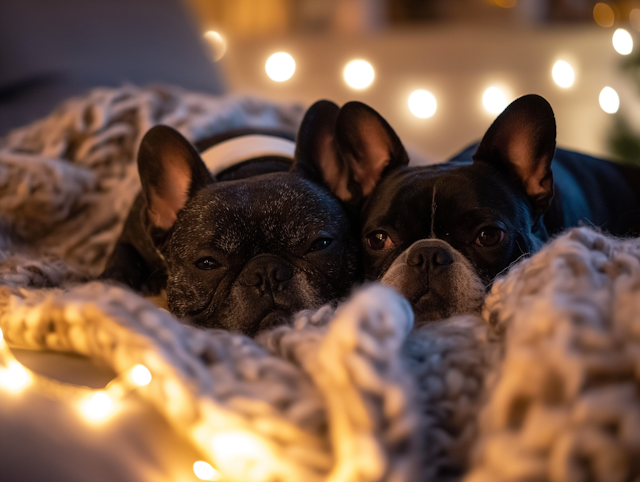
[{"xmin": 608, "ymin": 50, "xmax": 640, "ymax": 167}]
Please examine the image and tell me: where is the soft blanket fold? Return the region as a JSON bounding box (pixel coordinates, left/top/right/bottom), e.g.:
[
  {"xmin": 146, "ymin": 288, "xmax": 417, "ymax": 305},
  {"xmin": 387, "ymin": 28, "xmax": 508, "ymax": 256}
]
[{"xmin": 1, "ymin": 86, "xmax": 639, "ymax": 482}]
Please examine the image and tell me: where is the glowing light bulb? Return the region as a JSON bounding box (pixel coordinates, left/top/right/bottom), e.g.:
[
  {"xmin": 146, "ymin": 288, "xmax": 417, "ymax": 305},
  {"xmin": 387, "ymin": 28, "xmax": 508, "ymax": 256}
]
[
  {"xmin": 408, "ymin": 90, "xmax": 437, "ymax": 118},
  {"xmin": 483, "ymin": 87, "xmax": 507, "ymax": 114},
  {"xmin": 204, "ymin": 31, "xmax": 227, "ymax": 62},
  {"xmin": 265, "ymin": 52, "xmax": 296, "ymax": 82},
  {"xmin": 211, "ymin": 431, "xmax": 272, "ymax": 481},
  {"xmin": 193, "ymin": 461, "xmax": 222, "ymax": 481},
  {"xmin": 130, "ymin": 364, "xmax": 152, "ymax": 387},
  {"xmin": 344, "ymin": 60, "xmax": 374, "ymax": 90},
  {"xmin": 599, "ymin": 87, "xmax": 620, "ymax": 114},
  {"xmin": 613, "ymin": 29, "xmax": 633, "ymax": 55},
  {"xmin": 80, "ymin": 391, "xmax": 113, "ymax": 422},
  {"xmin": 593, "ymin": 3, "xmax": 615, "ymax": 28},
  {"xmin": 0, "ymin": 361, "xmax": 31, "ymax": 393},
  {"xmin": 552, "ymin": 60, "xmax": 575, "ymax": 88}
]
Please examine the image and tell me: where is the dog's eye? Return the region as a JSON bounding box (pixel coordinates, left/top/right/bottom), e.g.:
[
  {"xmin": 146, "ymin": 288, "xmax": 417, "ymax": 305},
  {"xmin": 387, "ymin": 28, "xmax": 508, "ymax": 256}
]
[
  {"xmin": 195, "ymin": 257, "xmax": 219, "ymax": 270},
  {"xmin": 367, "ymin": 231, "xmax": 395, "ymax": 250},
  {"xmin": 475, "ymin": 227, "xmax": 505, "ymax": 247},
  {"xmin": 308, "ymin": 237, "xmax": 334, "ymax": 252}
]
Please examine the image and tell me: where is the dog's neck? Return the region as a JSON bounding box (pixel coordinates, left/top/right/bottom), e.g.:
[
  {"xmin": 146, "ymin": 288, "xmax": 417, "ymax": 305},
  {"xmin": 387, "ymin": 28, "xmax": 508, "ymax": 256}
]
[{"xmin": 200, "ymin": 134, "xmax": 296, "ymax": 176}]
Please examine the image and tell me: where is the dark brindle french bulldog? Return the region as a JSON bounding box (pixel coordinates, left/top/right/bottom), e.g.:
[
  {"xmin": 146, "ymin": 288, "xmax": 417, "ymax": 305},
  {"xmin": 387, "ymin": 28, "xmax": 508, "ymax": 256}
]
[
  {"xmin": 100, "ymin": 101, "xmax": 363, "ymax": 335},
  {"xmin": 308, "ymin": 95, "xmax": 640, "ymax": 322}
]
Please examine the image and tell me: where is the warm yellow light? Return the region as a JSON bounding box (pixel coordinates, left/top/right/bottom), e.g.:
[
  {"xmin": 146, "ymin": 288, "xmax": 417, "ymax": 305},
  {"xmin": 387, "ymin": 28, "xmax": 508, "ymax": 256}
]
[
  {"xmin": 193, "ymin": 461, "xmax": 222, "ymax": 481},
  {"xmin": 0, "ymin": 361, "xmax": 31, "ymax": 393},
  {"xmin": 130, "ymin": 364, "xmax": 152, "ymax": 387},
  {"xmin": 265, "ymin": 52, "xmax": 296, "ymax": 82},
  {"xmin": 408, "ymin": 90, "xmax": 437, "ymax": 118},
  {"xmin": 593, "ymin": 3, "xmax": 615, "ymax": 27},
  {"xmin": 599, "ymin": 86, "xmax": 620, "ymax": 114},
  {"xmin": 613, "ymin": 28, "xmax": 633, "ymax": 55},
  {"xmin": 0, "ymin": 327, "xmax": 3, "ymax": 345},
  {"xmin": 483, "ymin": 87, "xmax": 507, "ymax": 114},
  {"xmin": 211, "ymin": 431, "xmax": 272, "ymax": 481},
  {"xmin": 493, "ymin": 0, "xmax": 517, "ymax": 8},
  {"xmin": 203, "ymin": 31, "xmax": 227, "ymax": 62},
  {"xmin": 80, "ymin": 391, "xmax": 114, "ymax": 422},
  {"xmin": 344, "ymin": 59, "xmax": 375, "ymax": 90},
  {"xmin": 552, "ymin": 60, "xmax": 575, "ymax": 88}
]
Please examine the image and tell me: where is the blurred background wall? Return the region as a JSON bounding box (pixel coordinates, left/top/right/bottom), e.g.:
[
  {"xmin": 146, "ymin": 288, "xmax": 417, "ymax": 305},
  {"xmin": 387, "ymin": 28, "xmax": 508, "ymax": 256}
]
[{"xmin": 184, "ymin": 0, "xmax": 640, "ymax": 164}]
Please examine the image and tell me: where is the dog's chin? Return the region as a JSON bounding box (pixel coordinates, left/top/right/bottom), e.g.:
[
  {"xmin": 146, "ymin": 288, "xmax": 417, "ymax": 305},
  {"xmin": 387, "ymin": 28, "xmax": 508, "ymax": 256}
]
[
  {"xmin": 411, "ymin": 291, "xmax": 457, "ymax": 323},
  {"xmin": 258, "ymin": 309, "xmax": 292, "ymax": 332}
]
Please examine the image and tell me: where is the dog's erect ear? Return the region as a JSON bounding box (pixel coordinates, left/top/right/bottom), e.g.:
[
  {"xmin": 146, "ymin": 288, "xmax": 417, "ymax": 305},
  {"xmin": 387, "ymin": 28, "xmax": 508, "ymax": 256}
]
[
  {"xmin": 334, "ymin": 101, "xmax": 409, "ymax": 202},
  {"xmin": 473, "ymin": 94, "xmax": 556, "ymax": 214},
  {"xmin": 293, "ymin": 100, "xmax": 345, "ymax": 195},
  {"xmin": 293, "ymin": 100, "xmax": 409, "ymax": 203},
  {"xmin": 138, "ymin": 125, "xmax": 213, "ymax": 230}
]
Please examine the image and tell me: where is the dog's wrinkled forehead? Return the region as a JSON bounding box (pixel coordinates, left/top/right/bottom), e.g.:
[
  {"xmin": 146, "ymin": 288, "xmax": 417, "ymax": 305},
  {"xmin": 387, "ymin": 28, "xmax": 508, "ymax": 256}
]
[
  {"xmin": 365, "ymin": 164, "xmax": 522, "ymax": 231},
  {"xmin": 173, "ymin": 172, "xmax": 345, "ymax": 254}
]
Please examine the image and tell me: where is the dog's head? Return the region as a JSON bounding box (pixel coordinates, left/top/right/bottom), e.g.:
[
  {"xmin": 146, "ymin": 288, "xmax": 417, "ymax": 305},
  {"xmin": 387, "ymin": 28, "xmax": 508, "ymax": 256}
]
[
  {"xmin": 137, "ymin": 101, "xmax": 367, "ymax": 334},
  {"xmin": 323, "ymin": 95, "xmax": 556, "ymax": 322}
]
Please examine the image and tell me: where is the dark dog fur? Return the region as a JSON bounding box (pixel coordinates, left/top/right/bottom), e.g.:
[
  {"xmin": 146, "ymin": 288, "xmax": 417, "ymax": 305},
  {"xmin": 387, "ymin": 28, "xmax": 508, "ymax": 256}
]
[
  {"xmin": 309, "ymin": 95, "xmax": 640, "ymax": 322},
  {"xmin": 101, "ymin": 101, "xmax": 365, "ymax": 335}
]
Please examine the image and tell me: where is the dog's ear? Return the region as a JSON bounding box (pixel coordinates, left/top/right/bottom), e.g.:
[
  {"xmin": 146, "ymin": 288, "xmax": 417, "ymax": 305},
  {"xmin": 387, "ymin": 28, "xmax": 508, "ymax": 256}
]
[
  {"xmin": 293, "ymin": 100, "xmax": 409, "ymax": 203},
  {"xmin": 334, "ymin": 101, "xmax": 409, "ymax": 203},
  {"xmin": 292, "ymin": 99, "xmax": 346, "ymax": 195},
  {"xmin": 138, "ymin": 125, "xmax": 213, "ymax": 230},
  {"xmin": 473, "ymin": 94, "xmax": 556, "ymax": 214}
]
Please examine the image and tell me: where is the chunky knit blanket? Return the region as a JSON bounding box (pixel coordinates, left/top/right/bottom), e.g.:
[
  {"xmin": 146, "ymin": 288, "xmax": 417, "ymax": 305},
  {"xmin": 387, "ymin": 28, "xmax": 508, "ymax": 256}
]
[{"xmin": 1, "ymin": 86, "xmax": 639, "ymax": 482}]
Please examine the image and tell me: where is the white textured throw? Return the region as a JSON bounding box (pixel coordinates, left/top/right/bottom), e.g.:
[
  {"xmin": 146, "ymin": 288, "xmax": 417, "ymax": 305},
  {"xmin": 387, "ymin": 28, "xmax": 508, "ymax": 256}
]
[{"xmin": 0, "ymin": 86, "xmax": 639, "ymax": 482}]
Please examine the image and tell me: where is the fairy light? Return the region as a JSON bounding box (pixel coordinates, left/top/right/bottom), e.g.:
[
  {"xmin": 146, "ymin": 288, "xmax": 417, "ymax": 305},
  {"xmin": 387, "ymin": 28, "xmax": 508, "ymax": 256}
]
[
  {"xmin": 193, "ymin": 461, "xmax": 222, "ymax": 481},
  {"xmin": 265, "ymin": 52, "xmax": 296, "ymax": 82},
  {"xmin": 130, "ymin": 364, "xmax": 152, "ymax": 387},
  {"xmin": 599, "ymin": 86, "xmax": 620, "ymax": 114},
  {"xmin": 552, "ymin": 60, "xmax": 575, "ymax": 88},
  {"xmin": 0, "ymin": 360, "xmax": 32, "ymax": 393},
  {"xmin": 211, "ymin": 431, "xmax": 273, "ymax": 481},
  {"xmin": 613, "ymin": 28, "xmax": 633, "ymax": 55},
  {"xmin": 483, "ymin": 87, "xmax": 507, "ymax": 114},
  {"xmin": 80, "ymin": 391, "xmax": 114, "ymax": 422},
  {"xmin": 203, "ymin": 31, "xmax": 227, "ymax": 62},
  {"xmin": 0, "ymin": 335, "xmax": 222, "ymax": 477},
  {"xmin": 344, "ymin": 59, "xmax": 375, "ymax": 90},
  {"xmin": 408, "ymin": 90, "xmax": 437, "ymax": 118},
  {"xmin": 593, "ymin": 3, "xmax": 615, "ymax": 28}
]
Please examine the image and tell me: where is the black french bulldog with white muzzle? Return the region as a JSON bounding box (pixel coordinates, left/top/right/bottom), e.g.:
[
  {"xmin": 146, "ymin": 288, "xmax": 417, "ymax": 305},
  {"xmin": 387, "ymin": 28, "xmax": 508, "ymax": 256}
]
[
  {"xmin": 311, "ymin": 95, "xmax": 640, "ymax": 322},
  {"xmin": 101, "ymin": 101, "xmax": 363, "ymax": 335}
]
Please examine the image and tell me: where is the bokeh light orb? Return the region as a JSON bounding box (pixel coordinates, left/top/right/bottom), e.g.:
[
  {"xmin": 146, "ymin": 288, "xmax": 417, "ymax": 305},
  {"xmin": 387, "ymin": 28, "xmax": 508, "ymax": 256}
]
[
  {"xmin": 593, "ymin": 3, "xmax": 615, "ymax": 28},
  {"xmin": 483, "ymin": 87, "xmax": 507, "ymax": 114},
  {"xmin": 265, "ymin": 52, "xmax": 296, "ymax": 82},
  {"xmin": 344, "ymin": 60, "xmax": 375, "ymax": 90},
  {"xmin": 80, "ymin": 392, "xmax": 113, "ymax": 422},
  {"xmin": 193, "ymin": 461, "xmax": 222, "ymax": 481},
  {"xmin": 203, "ymin": 31, "xmax": 227, "ymax": 61},
  {"xmin": 131, "ymin": 364, "xmax": 152, "ymax": 387},
  {"xmin": 613, "ymin": 28, "xmax": 633, "ymax": 55},
  {"xmin": 408, "ymin": 90, "xmax": 437, "ymax": 118},
  {"xmin": 599, "ymin": 86, "xmax": 620, "ymax": 114},
  {"xmin": 552, "ymin": 60, "xmax": 575, "ymax": 88}
]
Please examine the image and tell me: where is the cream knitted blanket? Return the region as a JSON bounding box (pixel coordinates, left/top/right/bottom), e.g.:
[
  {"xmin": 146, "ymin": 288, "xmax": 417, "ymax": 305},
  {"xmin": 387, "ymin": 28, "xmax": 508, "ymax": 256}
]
[{"xmin": 0, "ymin": 86, "xmax": 638, "ymax": 482}]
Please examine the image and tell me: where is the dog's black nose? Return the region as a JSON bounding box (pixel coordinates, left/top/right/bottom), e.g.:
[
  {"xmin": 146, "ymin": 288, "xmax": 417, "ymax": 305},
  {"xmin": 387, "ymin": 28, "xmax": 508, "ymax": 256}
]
[
  {"xmin": 406, "ymin": 245, "xmax": 453, "ymax": 271},
  {"xmin": 240, "ymin": 256, "xmax": 293, "ymax": 290}
]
